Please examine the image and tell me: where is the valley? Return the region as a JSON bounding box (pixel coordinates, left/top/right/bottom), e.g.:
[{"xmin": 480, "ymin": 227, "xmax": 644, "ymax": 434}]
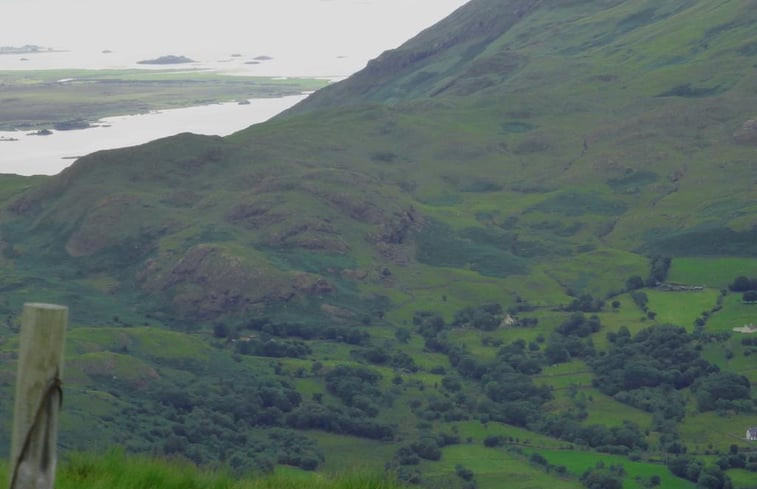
[{"xmin": 0, "ymin": 1, "xmax": 756, "ymax": 488}]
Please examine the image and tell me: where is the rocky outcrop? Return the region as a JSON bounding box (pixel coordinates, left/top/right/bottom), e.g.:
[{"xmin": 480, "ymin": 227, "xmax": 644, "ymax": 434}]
[
  {"xmin": 137, "ymin": 245, "xmax": 332, "ymax": 320},
  {"xmin": 733, "ymin": 119, "xmax": 757, "ymax": 144}
]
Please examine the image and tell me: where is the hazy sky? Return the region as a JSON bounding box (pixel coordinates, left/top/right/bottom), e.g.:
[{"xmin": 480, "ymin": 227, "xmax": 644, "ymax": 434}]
[{"xmin": 1, "ymin": 0, "xmax": 469, "ymax": 75}]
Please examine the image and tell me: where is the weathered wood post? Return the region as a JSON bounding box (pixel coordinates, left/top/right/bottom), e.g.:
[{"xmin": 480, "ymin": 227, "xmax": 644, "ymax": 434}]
[{"xmin": 8, "ymin": 303, "xmax": 67, "ymax": 489}]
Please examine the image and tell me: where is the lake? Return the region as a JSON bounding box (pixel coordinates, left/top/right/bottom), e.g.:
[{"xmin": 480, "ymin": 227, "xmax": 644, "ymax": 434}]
[
  {"xmin": 0, "ymin": 0, "xmax": 470, "ymax": 176},
  {"xmin": 0, "ymin": 94, "xmax": 308, "ymax": 176}
]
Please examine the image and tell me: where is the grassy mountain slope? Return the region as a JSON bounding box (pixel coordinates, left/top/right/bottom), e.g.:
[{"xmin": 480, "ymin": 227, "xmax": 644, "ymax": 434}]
[
  {"xmin": 1, "ymin": 1, "xmax": 757, "ymax": 488},
  {"xmin": 2, "ymin": 0, "xmax": 755, "ymax": 326}
]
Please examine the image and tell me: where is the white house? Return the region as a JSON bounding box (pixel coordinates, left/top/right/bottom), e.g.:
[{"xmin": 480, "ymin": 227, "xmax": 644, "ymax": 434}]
[{"xmin": 747, "ymin": 427, "xmax": 757, "ymax": 441}]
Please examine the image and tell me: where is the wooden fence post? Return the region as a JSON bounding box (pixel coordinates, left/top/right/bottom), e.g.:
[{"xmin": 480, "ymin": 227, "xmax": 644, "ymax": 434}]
[{"xmin": 8, "ymin": 303, "xmax": 67, "ymax": 489}]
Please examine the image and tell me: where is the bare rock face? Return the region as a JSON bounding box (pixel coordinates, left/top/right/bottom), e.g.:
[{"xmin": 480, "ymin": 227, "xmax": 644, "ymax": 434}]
[
  {"xmin": 320, "ymin": 303, "xmax": 355, "ymax": 320},
  {"xmin": 733, "ymin": 119, "xmax": 757, "ymax": 144},
  {"xmin": 367, "ymin": 207, "xmax": 422, "ymax": 264}
]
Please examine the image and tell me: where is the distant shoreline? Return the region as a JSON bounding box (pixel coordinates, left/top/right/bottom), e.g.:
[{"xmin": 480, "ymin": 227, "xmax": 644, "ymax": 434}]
[
  {"xmin": 0, "ymin": 44, "xmax": 63, "ymax": 55},
  {"xmin": 0, "ymin": 68, "xmax": 327, "ymax": 132}
]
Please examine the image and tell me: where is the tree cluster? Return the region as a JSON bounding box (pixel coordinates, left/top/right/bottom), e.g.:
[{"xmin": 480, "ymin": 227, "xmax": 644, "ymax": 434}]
[
  {"xmin": 667, "ymin": 457, "xmax": 733, "ymax": 489},
  {"xmin": 285, "ymin": 402, "xmax": 395, "ymax": 440},
  {"xmin": 728, "ymin": 276, "xmax": 757, "ymax": 292},
  {"xmin": 591, "ymin": 325, "xmax": 754, "ymax": 419}
]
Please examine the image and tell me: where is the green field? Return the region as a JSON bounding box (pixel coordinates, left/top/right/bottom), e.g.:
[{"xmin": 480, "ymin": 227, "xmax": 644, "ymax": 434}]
[
  {"xmin": 522, "ymin": 449, "xmax": 695, "ymax": 489},
  {"xmin": 644, "ymin": 289, "xmax": 721, "ymax": 329},
  {"xmin": 706, "ymin": 293, "xmax": 757, "ymax": 334},
  {"xmin": 727, "ymin": 469, "xmax": 757, "ymax": 489},
  {"xmin": 0, "ymin": 450, "xmax": 408, "ymax": 489},
  {"xmin": 678, "ymin": 411, "xmax": 757, "ymax": 452},
  {"xmin": 669, "ymin": 258, "xmax": 757, "ymax": 288},
  {"xmin": 427, "ymin": 445, "xmax": 583, "ymax": 489}
]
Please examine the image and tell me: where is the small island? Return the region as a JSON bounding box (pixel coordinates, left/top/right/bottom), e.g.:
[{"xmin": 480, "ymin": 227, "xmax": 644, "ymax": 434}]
[
  {"xmin": 137, "ymin": 55, "xmax": 195, "ymax": 65},
  {"xmin": 53, "ymin": 119, "xmax": 91, "ymax": 131},
  {"xmin": 28, "ymin": 129, "xmax": 53, "ymax": 136},
  {"xmin": 0, "ymin": 69, "xmax": 328, "ymax": 131},
  {"xmin": 0, "ymin": 44, "xmax": 54, "ymax": 55}
]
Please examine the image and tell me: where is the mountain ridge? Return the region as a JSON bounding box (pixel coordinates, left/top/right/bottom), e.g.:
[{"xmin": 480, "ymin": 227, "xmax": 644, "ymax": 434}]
[{"xmin": 2, "ymin": 0, "xmax": 757, "ymax": 324}]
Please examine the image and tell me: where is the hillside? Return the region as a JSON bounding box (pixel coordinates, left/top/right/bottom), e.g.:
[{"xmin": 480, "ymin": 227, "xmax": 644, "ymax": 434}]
[{"xmin": 0, "ymin": 1, "xmax": 756, "ymax": 488}]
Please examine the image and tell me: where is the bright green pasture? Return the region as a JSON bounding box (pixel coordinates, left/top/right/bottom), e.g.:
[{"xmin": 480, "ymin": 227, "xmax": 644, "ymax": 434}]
[
  {"xmin": 727, "ymin": 469, "xmax": 757, "ymax": 489},
  {"xmin": 706, "ymin": 293, "xmax": 757, "ymax": 334},
  {"xmin": 701, "ymin": 340, "xmax": 757, "ymax": 384},
  {"xmin": 525, "ymin": 449, "xmax": 695, "ymax": 489},
  {"xmin": 451, "ymin": 420, "xmax": 569, "ymax": 449},
  {"xmin": 579, "ymin": 390, "xmax": 652, "ymax": 428},
  {"xmin": 669, "ymin": 258, "xmax": 757, "ymax": 288},
  {"xmin": 426, "ymin": 444, "xmax": 583, "ymax": 489},
  {"xmin": 644, "ymin": 289, "xmax": 720, "ymax": 329}
]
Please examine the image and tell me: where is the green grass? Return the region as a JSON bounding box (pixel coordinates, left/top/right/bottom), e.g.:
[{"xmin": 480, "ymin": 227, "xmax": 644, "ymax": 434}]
[
  {"xmin": 524, "ymin": 449, "xmax": 696, "ymax": 489},
  {"xmin": 669, "ymin": 258, "xmax": 757, "ymax": 288},
  {"xmin": 700, "ymin": 339, "xmax": 757, "ymax": 384},
  {"xmin": 705, "ymin": 293, "xmax": 757, "ymax": 334},
  {"xmin": 678, "ymin": 411, "xmax": 757, "ymax": 452},
  {"xmin": 453, "ymin": 420, "xmax": 571, "ymax": 449},
  {"xmin": 426, "ymin": 444, "xmax": 583, "ymax": 489},
  {"xmin": 727, "ymin": 468, "xmax": 757, "ymax": 489},
  {"xmin": 644, "ymin": 289, "xmax": 720, "ymax": 329},
  {"xmin": 579, "ymin": 390, "xmax": 653, "ymax": 428},
  {"xmin": 307, "ymin": 433, "xmax": 398, "ymax": 473},
  {"xmin": 0, "ymin": 449, "xmax": 408, "ymax": 489}
]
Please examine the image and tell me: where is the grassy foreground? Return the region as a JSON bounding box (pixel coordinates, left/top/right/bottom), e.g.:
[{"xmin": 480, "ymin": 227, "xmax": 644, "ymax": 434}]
[{"xmin": 0, "ymin": 450, "xmax": 406, "ymax": 489}]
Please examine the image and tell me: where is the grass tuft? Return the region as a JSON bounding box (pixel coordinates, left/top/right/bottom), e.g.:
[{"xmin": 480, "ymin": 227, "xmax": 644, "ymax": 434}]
[{"xmin": 0, "ymin": 449, "xmax": 408, "ymax": 489}]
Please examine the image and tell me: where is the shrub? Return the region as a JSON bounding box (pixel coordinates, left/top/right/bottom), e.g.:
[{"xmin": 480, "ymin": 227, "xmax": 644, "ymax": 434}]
[
  {"xmin": 743, "ymin": 291, "xmax": 757, "ymax": 302},
  {"xmin": 483, "ymin": 435, "xmax": 506, "ymax": 447}
]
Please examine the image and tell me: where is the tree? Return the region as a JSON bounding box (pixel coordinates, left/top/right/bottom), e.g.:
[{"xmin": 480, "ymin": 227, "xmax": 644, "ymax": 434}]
[
  {"xmin": 395, "ymin": 327, "xmax": 412, "ymax": 343},
  {"xmin": 646, "ymin": 256, "xmax": 671, "ymax": 286},
  {"xmin": 631, "ymin": 291, "xmax": 649, "ymax": 310},
  {"xmin": 743, "ymin": 291, "xmax": 757, "ymax": 303},
  {"xmin": 411, "ymin": 437, "xmax": 441, "ymax": 460},
  {"xmin": 580, "ymin": 468, "xmax": 622, "ymax": 489},
  {"xmin": 213, "ymin": 322, "xmax": 230, "ymax": 338},
  {"xmin": 455, "ymin": 464, "xmax": 475, "ymax": 481},
  {"xmin": 729, "ymin": 276, "xmax": 755, "ymax": 292},
  {"xmin": 626, "ymin": 276, "xmax": 644, "ymax": 290},
  {"xmin": 668, "ymin": 456, "xmax": 703, "ymax": 482},
  {"xmin": 691, "ymin": 372, "xmax": 753, "ymax": 412},
  {"xmin": 566, "ymin": 294, "xmax": 604, "ymax": 313},
  {"xmin": 697, "ymin": 465, "xmax": 731, "ymax": 489}
]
